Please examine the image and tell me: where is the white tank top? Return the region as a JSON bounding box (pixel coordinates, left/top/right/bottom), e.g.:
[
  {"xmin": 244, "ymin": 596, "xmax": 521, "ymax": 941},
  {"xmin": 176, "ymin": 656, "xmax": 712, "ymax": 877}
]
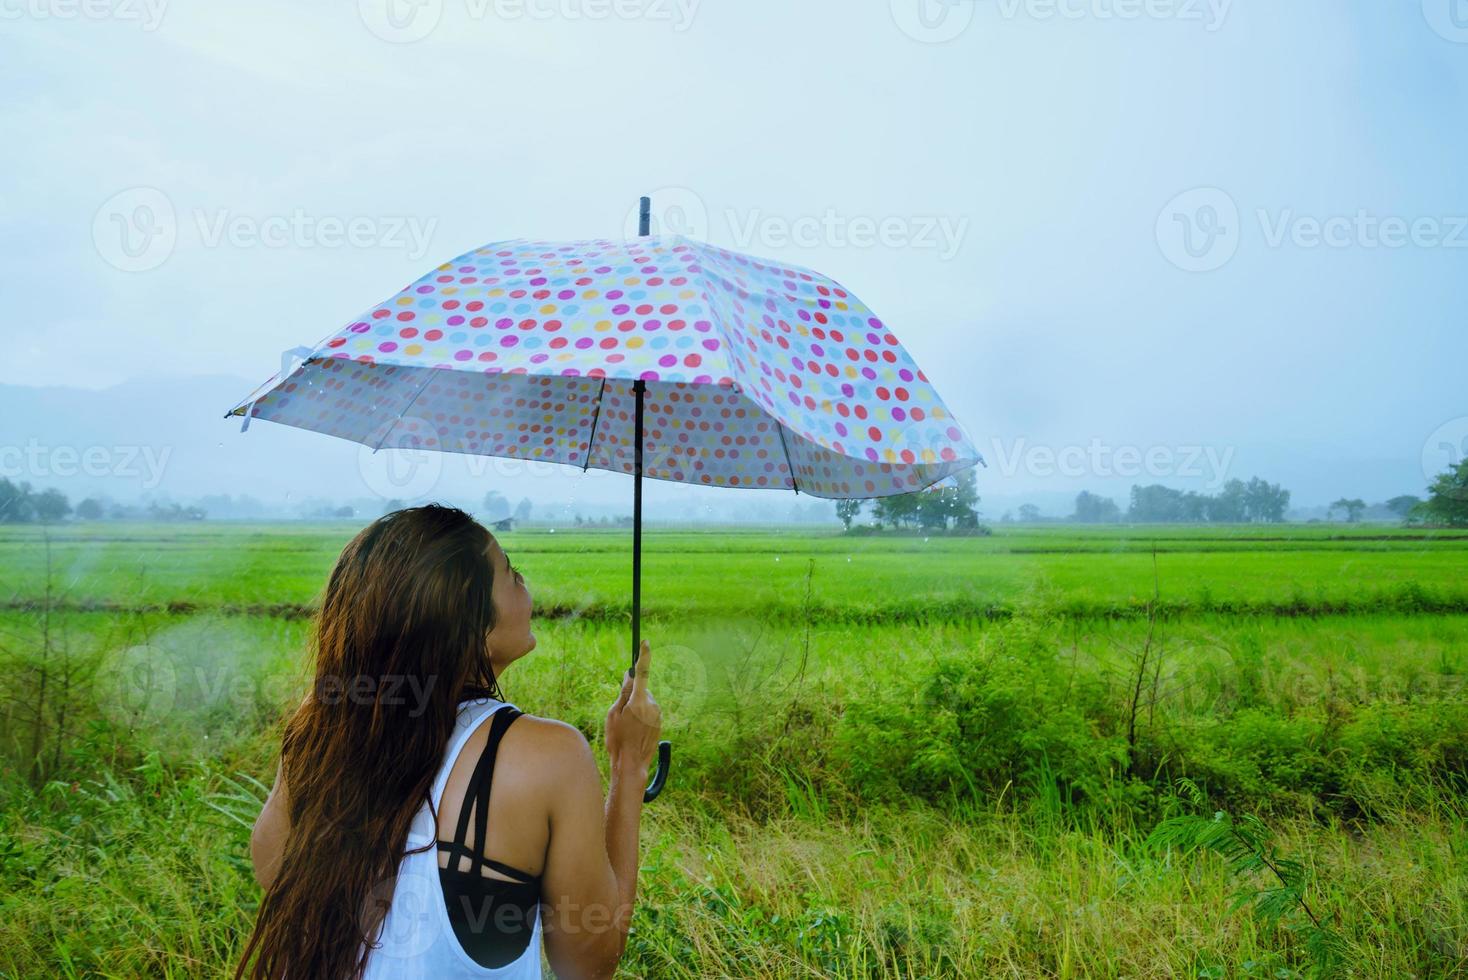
[{"xmin": 360, "ymin": 697, "xmax": 543, "ymax": 979}]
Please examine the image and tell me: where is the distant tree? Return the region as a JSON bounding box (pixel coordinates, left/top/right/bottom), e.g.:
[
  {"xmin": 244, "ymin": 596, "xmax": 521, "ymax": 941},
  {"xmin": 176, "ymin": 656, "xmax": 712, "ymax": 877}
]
[
  {"xmin": 1385, "ymin": 495, "xmax": 1422, "ymax": 520},
  {"xmin": 922, "ymin": 469, "xmax": 980, "ymax": 529},
  {"xmin": 916, "ymin": 492, "xmax": 949, "ymax": 530},
  {"xmin": 75, "ymin": 497, "xmax": 105, "ymax": 521},
  {"xmin": 1208, "ymin": 480, "xmax": 1248, "ymax": 523},
  {"xmin": 0, "ymin": 478, "xmax": 37, "ymax": 523},
  {"xmin": 1329, "ymin": 497, "xmax": 1366, "ymax": 523},
  {"xmin": 1180, "ymin": 490, "xmax": 1210, "ymax": 522},
  {"xmin": 383, "ymin": 498, "xmax": 405, "ymax": 515},
  {"xmin": 1244, "ymin": 478, "xmax": 1290, "ymax": 523},
  {"xmin": 333, "ymin": 505, "xmax": 354, "ymax": 519},
  {"xmin": 1419, "ymin": 461, "xmax": 1468, "ymax": 527},
  {"xmin": 514, "ymin": 497, "xmax": 534, "ymax": 523},
  {"xmin": 33, "ymin": 489, "xmax": 71, "ymax": 524},
  {"xmin": 1016, "ymin": 503, "xmax": 1042, "ymax": 523},
  {"xmin": 835, "ymin": 498, "xmax": 863, "ymax": 530},
  {"xmin": 946, "ymin": 469, "xmax": 981, "ymax": 529},
  {"xmin": 482, "ymin": 491, "xmax": 509, "ymax": 522},
  {"xmin": 1128, "ymin": 485, "xmax": 1189, "ymax": 522},
  {"xmin": 1072, "ymin": 491, "xmax": 1120, "ymax": 523},
  {"xmin": 872, "ymin": 493, "xmax": 918, "ymax": 529}
]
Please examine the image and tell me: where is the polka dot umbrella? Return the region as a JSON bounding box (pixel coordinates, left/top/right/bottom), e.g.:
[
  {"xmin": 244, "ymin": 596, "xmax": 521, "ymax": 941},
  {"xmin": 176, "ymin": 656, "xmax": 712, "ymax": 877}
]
[{"xmin": 225, "ymin": 197, "xmax": 984, "ymax": 800}]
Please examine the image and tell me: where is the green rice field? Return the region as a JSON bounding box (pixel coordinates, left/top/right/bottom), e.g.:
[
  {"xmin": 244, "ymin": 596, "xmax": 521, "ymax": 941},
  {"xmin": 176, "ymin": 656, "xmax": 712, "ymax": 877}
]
[{"xmin": 1, "ymin": 522, "xmax": 1465, "ymax": 977}]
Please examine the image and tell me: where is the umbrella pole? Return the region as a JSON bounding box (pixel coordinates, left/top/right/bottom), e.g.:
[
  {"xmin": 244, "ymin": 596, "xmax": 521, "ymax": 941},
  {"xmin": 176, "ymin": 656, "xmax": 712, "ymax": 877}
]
[
  {"xmin": 634, "ymin": 195, "xmax": 670, "ymax": 802},
  {"xmin": 632, "ymin": 379, "xmax": 644, "ymax": 668}
]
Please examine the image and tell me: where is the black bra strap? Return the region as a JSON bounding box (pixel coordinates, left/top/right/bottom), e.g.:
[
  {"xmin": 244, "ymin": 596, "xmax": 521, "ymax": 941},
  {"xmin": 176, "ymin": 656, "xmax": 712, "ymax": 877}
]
[
  {"xmin": 448, "ymin": 706, "xmax": 523, "ymax": 878},
  {"xmin": 437, "ymin": 842, "xmax": 537, "ymax": 884}
]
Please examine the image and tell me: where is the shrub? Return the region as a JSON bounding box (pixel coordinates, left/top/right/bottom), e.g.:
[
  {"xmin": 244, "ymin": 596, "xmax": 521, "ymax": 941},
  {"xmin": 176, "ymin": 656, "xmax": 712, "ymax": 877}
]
[{"xmin": 835, "ymin": 619, "xmax": 1125, "ymax": 805}]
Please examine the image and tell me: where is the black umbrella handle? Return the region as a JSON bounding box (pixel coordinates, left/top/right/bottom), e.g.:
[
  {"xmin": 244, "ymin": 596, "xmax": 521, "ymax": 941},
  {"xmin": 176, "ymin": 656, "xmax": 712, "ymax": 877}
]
[
  {"xmin": 623, "ymin": 663, "xmax": 671, "ymax": 804},
  {"xmin": 630, "ymin": 361, "xmax": 671, "ymax": 804},
  {"xmin": 644, "ymin": 741, "xmax": 671, "ymax": 803}
]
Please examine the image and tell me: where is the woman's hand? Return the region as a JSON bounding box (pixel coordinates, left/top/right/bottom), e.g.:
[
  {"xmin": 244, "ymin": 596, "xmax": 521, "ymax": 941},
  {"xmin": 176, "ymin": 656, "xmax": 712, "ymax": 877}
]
[{"xmin": 605, "ymin": 639, "xmax": 661, "ymax": 779}]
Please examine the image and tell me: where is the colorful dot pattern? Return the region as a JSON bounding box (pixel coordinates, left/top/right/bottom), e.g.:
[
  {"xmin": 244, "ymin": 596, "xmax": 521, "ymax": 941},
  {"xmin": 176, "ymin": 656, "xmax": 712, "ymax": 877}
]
[{"xmin": 230, "ymin": 236, "xmax": 981, "ymax": 498}]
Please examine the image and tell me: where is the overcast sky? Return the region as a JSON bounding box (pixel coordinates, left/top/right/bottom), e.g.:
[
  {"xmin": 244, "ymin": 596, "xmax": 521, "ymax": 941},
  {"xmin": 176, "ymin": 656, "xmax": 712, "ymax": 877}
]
[{"xmin": 2, "ymin": 0, "xmax": 1465, "ymax": 512}]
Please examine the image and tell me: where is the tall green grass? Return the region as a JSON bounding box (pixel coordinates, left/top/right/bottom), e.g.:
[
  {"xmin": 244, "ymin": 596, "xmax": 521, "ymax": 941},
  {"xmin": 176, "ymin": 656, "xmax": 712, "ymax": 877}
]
[{"xmin": 1, "ymin": 525, "xmax": 1465, "ymax": 977}]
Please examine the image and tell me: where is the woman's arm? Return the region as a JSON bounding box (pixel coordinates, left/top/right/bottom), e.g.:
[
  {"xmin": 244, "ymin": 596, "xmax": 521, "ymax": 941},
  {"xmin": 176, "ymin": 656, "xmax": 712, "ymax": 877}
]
[
  {"xmin": 602, "ymin": 752, "xmax": 649, "ymax": 947},
  {"xmin": 250, "ymin": 759, "xmax": 290, "ymax": 891},
  {"xmin": 540, "ymin": 642, "xmax": 661, "ymax": 979},
  {"xmin": 537, "ymin": 723, "xmax": 646, "ymax": 979}
]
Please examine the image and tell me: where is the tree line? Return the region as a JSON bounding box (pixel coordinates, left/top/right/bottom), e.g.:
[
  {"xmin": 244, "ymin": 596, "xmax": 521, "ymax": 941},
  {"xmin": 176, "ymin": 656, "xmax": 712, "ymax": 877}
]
[
  {"xmin": 834, "ymin": 460, "xmax": 1468, "ymax": 531},
  {"xmin": 0, "ymin": 479, "xmax": 205, "ymax": 523},
  {"xmin": 1123, "ymin": 477, "xmax": 1291, "ymax": 523}
]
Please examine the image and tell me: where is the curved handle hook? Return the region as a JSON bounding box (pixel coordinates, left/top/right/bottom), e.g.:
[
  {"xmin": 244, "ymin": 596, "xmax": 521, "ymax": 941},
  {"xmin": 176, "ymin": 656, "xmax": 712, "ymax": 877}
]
[{"xmin": 643, "ymin": 740, "xmax": 671, "ymax": 803}]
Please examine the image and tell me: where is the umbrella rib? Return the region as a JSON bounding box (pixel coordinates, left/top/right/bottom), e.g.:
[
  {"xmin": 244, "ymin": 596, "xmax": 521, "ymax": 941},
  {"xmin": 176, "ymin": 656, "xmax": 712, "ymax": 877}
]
[
  {"xmin": 581, "ymin": 378, "xmax": 608, "ymax": 472},
  {"xmin": 371, "ymin": 368, "xmax": 440, "ymax": 454},
  {"xmin": 775, "ymin": 421, "xmax": 800, "ymax": 494}
]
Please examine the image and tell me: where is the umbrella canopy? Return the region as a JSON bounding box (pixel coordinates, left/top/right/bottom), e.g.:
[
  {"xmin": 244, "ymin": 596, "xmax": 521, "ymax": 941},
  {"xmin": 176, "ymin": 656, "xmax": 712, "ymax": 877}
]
[
  {"xmin": 226, "ymin": 234, "xmax": 982, "ymax": 498},
  {"xmin": 226, "ymin": 217, "xmax": 984, "ymax": 801}
]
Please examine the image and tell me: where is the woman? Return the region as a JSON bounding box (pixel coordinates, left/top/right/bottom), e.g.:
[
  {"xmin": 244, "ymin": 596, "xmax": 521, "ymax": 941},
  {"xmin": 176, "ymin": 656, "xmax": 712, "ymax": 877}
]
[{"xmin": 240, "ymin": 504, "xmax": 662, "ymax": 979}]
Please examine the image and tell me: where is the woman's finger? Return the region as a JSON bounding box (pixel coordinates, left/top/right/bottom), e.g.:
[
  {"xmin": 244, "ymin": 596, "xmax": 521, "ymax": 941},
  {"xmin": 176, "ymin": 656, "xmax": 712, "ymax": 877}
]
[
  {"xmin": 631, "ymin": 639, "xmax": 652, "ymax": 698},
  {"xmin": 611, "ymin": 668, "xmax": 634, "ymax": 712}
]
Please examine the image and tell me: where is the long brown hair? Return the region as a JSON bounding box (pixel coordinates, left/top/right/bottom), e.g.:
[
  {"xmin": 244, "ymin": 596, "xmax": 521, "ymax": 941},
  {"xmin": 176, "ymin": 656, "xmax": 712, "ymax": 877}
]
[{"xmin": 238, "ymin": 504, "xmax": 504, "ymax": 979}]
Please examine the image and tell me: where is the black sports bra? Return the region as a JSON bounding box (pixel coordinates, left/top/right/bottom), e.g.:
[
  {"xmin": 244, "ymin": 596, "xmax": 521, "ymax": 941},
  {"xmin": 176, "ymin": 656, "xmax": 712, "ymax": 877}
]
[{"xmin": 436, "ymin": 705, "xmax": 542, "ymax": 968}]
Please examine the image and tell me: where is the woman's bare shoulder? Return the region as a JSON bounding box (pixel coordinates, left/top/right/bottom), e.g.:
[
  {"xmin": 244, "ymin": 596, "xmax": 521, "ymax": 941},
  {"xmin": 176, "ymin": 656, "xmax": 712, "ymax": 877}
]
[{"xmin": 503, "ymin": 714, "xmax": 599, "ymax": 780}]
